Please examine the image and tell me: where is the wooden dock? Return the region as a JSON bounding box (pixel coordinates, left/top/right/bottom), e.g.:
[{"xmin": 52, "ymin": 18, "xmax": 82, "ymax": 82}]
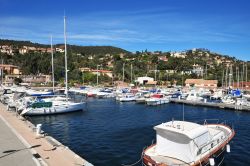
[{"xmin": 170, "ymin": 98, "xmax": 250, "ymax": 112}]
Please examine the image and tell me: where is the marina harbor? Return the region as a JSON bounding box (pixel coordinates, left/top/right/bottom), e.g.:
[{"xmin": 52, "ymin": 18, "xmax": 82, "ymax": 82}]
[
  {"xmin": 1, "ymin": 0, "xmax": 250, "ymax": 165},
  {"xmin": 1, "ymin": 83, "xmax": 250, "ymax": 165}
]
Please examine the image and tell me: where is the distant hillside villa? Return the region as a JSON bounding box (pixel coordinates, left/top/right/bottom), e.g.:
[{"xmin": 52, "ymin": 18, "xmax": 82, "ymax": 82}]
[
  {"xmin": 0, "ymin": 45, "xmax": 64, "ymax": 55},
  {"xmin": 4, "ymin": 74, "xmax": 51, "ymax": 85},
  {"xmin": 79, "ymin": 67, "xmax": 113, "ymax": 78},
  {"xmin": 185, "ymin": 79, "xmax": 218, "ymax": 88},
  {"xmin": 0, "ymin": 64, "xmax": 21, "ymax": 75}
]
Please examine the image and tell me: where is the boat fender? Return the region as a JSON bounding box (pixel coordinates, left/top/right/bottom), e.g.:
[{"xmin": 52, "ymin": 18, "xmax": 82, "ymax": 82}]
[
  {"xmin": 226, "ymin": 144, "xmax": 231, "ymax": 153},
  {"xmin": 209, "ymin": 158, "xmax": 215, "ymax": 166}
]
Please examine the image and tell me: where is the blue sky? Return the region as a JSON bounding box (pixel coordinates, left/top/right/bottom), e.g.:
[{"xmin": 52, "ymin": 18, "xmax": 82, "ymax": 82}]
[{"xmin": 0, "ymin": 0, "xmax": 249, "ymax": 60}]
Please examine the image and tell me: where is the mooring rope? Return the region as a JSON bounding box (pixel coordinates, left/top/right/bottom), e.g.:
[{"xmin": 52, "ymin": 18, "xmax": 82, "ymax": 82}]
[{"xmin": 121, "ymin": 147, "xmax": 146, "ymax": 166}]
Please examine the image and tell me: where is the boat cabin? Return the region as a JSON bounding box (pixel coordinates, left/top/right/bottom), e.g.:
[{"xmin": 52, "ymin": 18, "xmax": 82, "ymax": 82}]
[{"xmin": 154, "ymin": 121, "xmax": 225, "ymax": 164}]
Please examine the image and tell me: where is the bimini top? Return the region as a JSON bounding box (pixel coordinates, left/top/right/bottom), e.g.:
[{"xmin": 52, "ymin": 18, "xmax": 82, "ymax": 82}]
[{"xmin": 154, "ymin": 120, "xmax": 209, "ymax": 140}]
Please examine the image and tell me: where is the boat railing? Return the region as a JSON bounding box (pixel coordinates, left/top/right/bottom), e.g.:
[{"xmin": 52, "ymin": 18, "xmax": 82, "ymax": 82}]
[
  {"xmin": 192, "ymin": 119, "xmax": 234, "ymax": 130},
  {"xmin": 203, "ymin": 119, "xmax": 220, "ymax": 125}
]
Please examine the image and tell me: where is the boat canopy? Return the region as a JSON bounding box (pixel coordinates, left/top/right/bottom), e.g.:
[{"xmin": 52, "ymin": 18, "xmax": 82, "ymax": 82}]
[
  {"xmin": 152, "ymin": 94, "xmax": 164, "ymax": 98},
  {"xmin": 154, "ymin": 121, "xmax": 211, "ymax": 163}
]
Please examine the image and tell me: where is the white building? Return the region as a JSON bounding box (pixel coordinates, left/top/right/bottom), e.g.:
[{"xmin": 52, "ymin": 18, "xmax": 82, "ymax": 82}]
[
  {"xmin": 56, "ymin": 48, "xmax": 65, "ymax": 53},
  {"xmin": 136, "ymin": 76, "xmax": 154, "ymax": 85},
  {"xmin": 170, "ymin": 51, "xmax": 187, "ymax": 58}
]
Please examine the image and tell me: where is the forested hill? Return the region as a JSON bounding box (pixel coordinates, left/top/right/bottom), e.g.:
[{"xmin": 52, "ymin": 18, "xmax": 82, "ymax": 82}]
[
  {"xmin": 0, "ymin": 39, "xmax": 129, "ymax": 54},
  {"xmin": 56, "ymin": 44, "xmax": 129, "ymax": 55},
  {"xmin": 0, "ymin": 39, "xmax": 49, "ymax": 48}
]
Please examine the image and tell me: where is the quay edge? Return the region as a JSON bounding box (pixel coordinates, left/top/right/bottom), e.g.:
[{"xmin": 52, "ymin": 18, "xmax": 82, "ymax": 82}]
[
  {"xmin": 0, "ymin": 103, "xmax": 94, "ymax": 166},
  {"xmin": 170, "ymin": 98, "xmax": 250, "ymax": 112}
]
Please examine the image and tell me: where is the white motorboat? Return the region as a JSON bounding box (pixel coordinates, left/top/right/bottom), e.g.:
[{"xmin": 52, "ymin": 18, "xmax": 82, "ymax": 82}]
[
  {"xmin": 25, "ymin": 89, "xmax": 54, "ymax": 96},
  {"xmin": 222, "ymin": 95, "xmax": 235, "ymax": 104},
  {"xmin": 119, "ymin": 93, "xmax": 136, "ymax": 102},
  {"xmin": 135, "ymin": 92, "xmax": 149, "ymax": 104},
  {"xmin": 146, "ymin": 94, "xmax": 170, "ymax": 106},
  {"xmin": 186, "ymin": 90, "xmax": 203, "ymax": 101},
  {"xmin": 143, "ymin": 120, "xmax": 235, "ymax": 166},
  {"xmin": 96, "ymin": 89, "xmax": 115, "ymax": 98},
  {"xmin": 210, "ymin": 90, "xmax": 223, "ymax": 100}
]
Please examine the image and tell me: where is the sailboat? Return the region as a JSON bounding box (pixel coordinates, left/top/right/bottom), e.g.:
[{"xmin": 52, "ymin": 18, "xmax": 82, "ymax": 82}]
[{"xmin": 20, "ymin": 16, "xmax": 85, "ymax": 116}]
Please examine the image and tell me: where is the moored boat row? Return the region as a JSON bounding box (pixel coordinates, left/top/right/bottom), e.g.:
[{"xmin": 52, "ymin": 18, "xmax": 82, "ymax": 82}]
[{"xmin": 0, "ymin": 85, "xmax": 86, "ymax": 116}]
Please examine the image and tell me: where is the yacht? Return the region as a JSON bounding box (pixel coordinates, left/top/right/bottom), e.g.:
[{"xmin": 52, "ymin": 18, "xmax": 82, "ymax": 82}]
[
  {"xmin": 135, "ymin": 91, "xmax": 149, "ymax": 104},
  {"xmin": 96, "ymin": 88, "xmax": 115, "ymax": 98},
  {"xmin": 20, "ymin": 16, "xmax": 85, "ymax": 116},
  {"xmin": 119, "ymin": 93, "xmax": 136, "ymax": 102},
  {"xmin": 143, "ymin": 120, "xmax": 235, "ymax": 166},
  {"xmin": 221, "ymin": 95, "xmax": 235, "ymax": 104},
  {"xmin": 146, "ymin": 94, "xmax": 170, "ymax": 106},
  {"xmin": 186, "ymin": 90, "xmax": 203, "ymax": 101},
  {"xmin": 20, "ymin": 96, "xmax": 84, "ymax": 116}
]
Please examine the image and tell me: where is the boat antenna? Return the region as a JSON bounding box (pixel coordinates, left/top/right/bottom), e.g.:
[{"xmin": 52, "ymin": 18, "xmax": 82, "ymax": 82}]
[
  {"xmin": 50, "ymin": 35, "xmax": 55, "ymax": 92},
  {"xmin": 64, "ymin": 15, "xmax": 68, "ymax": 102}
]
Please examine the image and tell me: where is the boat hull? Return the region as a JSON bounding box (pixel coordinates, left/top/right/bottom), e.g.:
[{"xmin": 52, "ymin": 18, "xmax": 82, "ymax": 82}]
[
  {"xmin": 143, "ymin": 144, "xmax": 227, "ymax": 166},
  {"xmin": 146, "ymin": 99, "xmax": 169, "ymax": 106},
  {"xmin": 119, "ymin": 97, "xmax": 136, "ymax": 102},
  {"xmin": 21, "ymin": 103, "xmax": 85, "ymax": 116},
  {"xmin": 136, "ymin": 98, "xmax": 146, "ymax": 104}
]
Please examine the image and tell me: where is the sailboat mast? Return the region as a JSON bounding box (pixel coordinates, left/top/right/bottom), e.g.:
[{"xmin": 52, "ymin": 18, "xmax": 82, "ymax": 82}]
[
  {"xmin": 51, "ymin": 35, "xmax": 55, "ymax": 92},
  {"xmin": 122, "ymin": 63, "xmax": 125, "ymax": 83},
  {"xmin": 225, "ymin": 65, "xmax": 228, "ymax": 88},
  {"xmin": 246, "ymin": 64, "xmax": 248, "ymax": 83},
  {"xmin": 1, "ymin": 59, "xmax": 3, "ymax": 84},
  {"xmin": 64, "ymin": 16, "xmax": 68, "ymax": 101},
  {"xmin": 221, "ymin": 70, "xmax": 224, "ymax": 88},
  {"xmin": 130, "ymin": 63, "xmax": 133, "ymax": 83}
]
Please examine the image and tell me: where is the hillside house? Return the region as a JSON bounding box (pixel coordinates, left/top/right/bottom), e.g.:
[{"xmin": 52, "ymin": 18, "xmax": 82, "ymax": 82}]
[
  {"xmin": 0, "ymin": 64, "xmax": 21, "ymax": 75},
  {"xmin": 185, "ymin": 79, "xmax": 218, "ymax": 88},
  {"xmin": 192, "ymin": 64, "xmax": 204, "ymax": 76},
  {"xmin": 158, "ymin": 56, "xmax": 168, "ymax": 62},
  {"xmin": 5, "ymin": 74, "xmax": 51, "ymax": 84}
]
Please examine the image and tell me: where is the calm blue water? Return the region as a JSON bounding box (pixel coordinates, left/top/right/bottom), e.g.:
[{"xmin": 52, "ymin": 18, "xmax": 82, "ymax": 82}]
[{"xmin": 30, "ymin": 98, "xmax": 250, "ymax": 166}]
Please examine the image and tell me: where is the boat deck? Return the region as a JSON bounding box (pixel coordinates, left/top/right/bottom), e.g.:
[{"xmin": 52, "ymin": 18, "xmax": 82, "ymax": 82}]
[
  {"xmin": 208, "ymin": 124, "xmax": 232, "ymax": 137},
  {"xmin": 145, "ymin": 146, "xmax": 190, "ymax": 166}
]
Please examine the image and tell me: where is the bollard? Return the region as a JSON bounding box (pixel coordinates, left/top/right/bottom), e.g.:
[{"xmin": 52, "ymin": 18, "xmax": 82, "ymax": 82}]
[
  {"xmin": 178, "ymin": 96, "xmax": 181, "ymax": 100},
  {"xmin": 204, "ymin": 98, "xmax": 207, "ymax": 103},
  {"xmin": 36, "ymin": 124, "xmax": 42, "ymax": 135}
]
